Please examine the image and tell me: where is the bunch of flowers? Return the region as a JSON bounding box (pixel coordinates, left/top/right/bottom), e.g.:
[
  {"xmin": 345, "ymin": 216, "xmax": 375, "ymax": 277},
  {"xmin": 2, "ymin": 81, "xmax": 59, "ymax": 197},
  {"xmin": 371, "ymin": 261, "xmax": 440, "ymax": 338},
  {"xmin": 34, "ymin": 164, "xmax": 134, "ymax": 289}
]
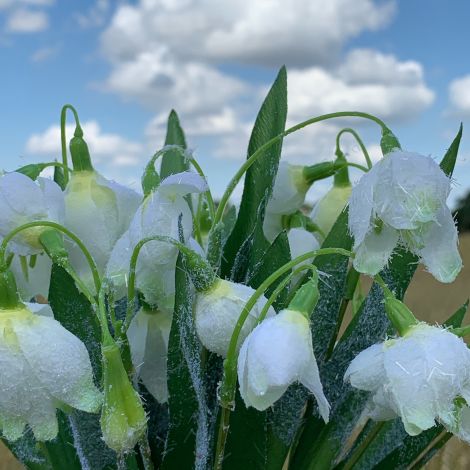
[{"xmin": 0, "ymin": 69, "xmax": 467, "ymax": 470}]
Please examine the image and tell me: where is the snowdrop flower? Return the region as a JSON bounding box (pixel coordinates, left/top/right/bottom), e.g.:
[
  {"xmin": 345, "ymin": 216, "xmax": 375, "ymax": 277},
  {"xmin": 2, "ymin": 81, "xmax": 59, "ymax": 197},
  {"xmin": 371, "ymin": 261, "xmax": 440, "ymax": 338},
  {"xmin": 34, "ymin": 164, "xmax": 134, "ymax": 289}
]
[
  {"xmin": 311, "ymin": 184, "xmax": 352, "ymax": 240},
  {"xmin": 127, "ymin": 307, "xmax": 172, "ymax": 403},
  {"xmin": 287, "ymin": 228, "xmax": 320, "ymax": 283},
  {"xmin": 64, "ymin": 170, "xmax": 140, "ymax": 291},
  {"xmin": 0, "ymin": 301, "xmax": 101, "ymax": 441},
  {"xmin": 107, "ymin": 171, "xmax": 207, "ymax": 312},
  {"xmin": 194, "ymin": 279, "xmax": 275, "ymax": 357},
  {"xmin": 349, "ymin": 150, "xmax": 461, "ymax": 282},
  {"xmin": 0, "ymin": 172, "xmax": 64, "ymax": 255},
  {"xmin": 238, "ymin": 308, "xmax": 329, "ymax": 419},
  {"xmin": 344, "ymin": 323, "xmax": 470, "ymax": 436}
]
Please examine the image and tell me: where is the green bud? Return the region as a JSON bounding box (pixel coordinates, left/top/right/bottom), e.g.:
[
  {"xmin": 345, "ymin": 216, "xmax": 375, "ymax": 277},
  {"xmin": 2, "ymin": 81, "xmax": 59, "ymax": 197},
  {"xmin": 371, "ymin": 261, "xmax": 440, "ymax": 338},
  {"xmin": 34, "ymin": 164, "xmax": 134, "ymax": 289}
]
[
  {"xmin": 303, "ymin": 161, "xmax": 344, "ymax": 185},
  {"xmin": 39, "ymin": 229, "xmax": 68, "ymax": 267},
  {"xmin": 141, "ymin": 161, "xmax": 160, "ymax": 197},
  {"xmin": 180, "ymin": 246, "xmax": 216, "ymax": 292},
  {"xmin": 0, "ymin": 269, "xmax": 22, "ymax": 310},
  {"xmin": 288, "ymin": 269, "xmax": 320, "ymax": 318},
  {"xmin": 380, "ymin": 127, "xmax": 401, "ymax": 155},
  {"xmin": 333, "ymin": 149, "xmax": 350, "ymax": 187},
  {"xmin": 100, "ymin": 340, "xmax": 147, "ymax": 453},
  {"xmin": 384, "ymin": 296, "xmax": 418, "ymax": 336},
  {"xmin": 70, "ymin": 125, "xmax": 94, "ymax": 172}
]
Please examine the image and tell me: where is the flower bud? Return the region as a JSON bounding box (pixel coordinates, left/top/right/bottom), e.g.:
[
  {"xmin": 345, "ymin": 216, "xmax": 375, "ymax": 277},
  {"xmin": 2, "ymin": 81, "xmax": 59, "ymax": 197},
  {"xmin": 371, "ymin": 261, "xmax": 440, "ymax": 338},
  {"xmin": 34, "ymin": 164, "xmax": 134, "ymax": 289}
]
[
  {"xmin": 384, "ymin": 296, "xmax": 418, "ymax": 336},
  {"xmin": 69, "ymin": 125, "xmax": 93, "ymax": 172},
  {"xmin": 100, "ymin": 340, "xmax": 147, "ymax": 453},
  {"xmin": 0, "ymin": 269, "xmax": 21, "ymax": 309}
]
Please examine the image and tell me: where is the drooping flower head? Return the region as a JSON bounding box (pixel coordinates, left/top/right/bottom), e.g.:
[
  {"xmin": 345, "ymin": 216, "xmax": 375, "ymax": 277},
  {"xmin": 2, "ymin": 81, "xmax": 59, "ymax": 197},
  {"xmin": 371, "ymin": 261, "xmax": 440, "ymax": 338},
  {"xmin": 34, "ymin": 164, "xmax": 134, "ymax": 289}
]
[
  {"xmin": 0, "ymin": 299, "xmax": 101, "ymax": 441},
  {"xmin": 345, "ymin": 323, "xmax": 470, "ymax": 436},
  {"xmin": 64, "ymin": 170, "xmax": 140, "ymax": 291},
  {"xmin": 194, "ymin": 279, "xmax": 275, "ymax": 357},
  {"xmin": 0, "ymin": 172, "xmax": 64, "ymax": 255},
  {"xmin": 107, "ymin": 171, "xmax": 208, "ymax": 312},
  {"xmin": 349, "ymin": 150, "xmax": 461, "ymax": 282}
]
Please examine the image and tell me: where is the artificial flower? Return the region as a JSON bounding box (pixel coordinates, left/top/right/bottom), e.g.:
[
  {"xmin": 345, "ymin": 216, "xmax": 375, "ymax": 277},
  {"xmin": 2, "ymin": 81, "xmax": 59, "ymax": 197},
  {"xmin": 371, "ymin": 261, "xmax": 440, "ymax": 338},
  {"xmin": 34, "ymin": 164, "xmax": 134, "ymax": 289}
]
[
  {"xmin": 238, "ymin": 308, "xmax": 329, "ymax": 419},
  {"xmin": 194, "ymin": 279, "xmax": 275, "ymax": 357},
  {"xmin": 349, "ymin": 150, "xmax": 461, "ymax": 282}
]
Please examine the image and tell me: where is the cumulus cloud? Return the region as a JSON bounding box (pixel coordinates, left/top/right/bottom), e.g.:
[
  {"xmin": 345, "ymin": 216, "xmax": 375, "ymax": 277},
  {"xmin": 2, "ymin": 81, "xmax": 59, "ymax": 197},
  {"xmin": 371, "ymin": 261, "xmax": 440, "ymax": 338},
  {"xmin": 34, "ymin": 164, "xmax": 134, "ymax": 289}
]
[
  {"xmin": 6, "ymin": 8, "xmax": 49, "ymax": 32},
  {"xmin": 25, "ymin": 121, "xmax": 146, "ymax": 185},
  {"xmin": 448, "ymin": 75, "xmax": 470, "ymax": 117}
]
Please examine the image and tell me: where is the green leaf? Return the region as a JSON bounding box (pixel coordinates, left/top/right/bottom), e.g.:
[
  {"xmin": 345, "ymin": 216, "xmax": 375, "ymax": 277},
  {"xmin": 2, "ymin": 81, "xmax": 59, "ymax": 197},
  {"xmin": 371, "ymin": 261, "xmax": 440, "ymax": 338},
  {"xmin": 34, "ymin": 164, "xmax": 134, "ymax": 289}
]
[
  {"xmin": 221, "ymin": 66, "xmax": 287, "ymax": 281},
  {"xmin": 161, "ymin": 254, "xmax": 210, "ymax": 470},
  {"xmin": 48, "ymin": 266, "xmax": 118, "ymax": 469},
  {"xmin": 1, "ymin": 430, "xmax": 50, "ymax": 470},
  {"xmin": 15, "ymin": 163, "xmax": 46, "ymax": 180},
  {"xmin": 53, "ymin": 164, "xmax": 66, "ymax": 190},
  {"xmin": 160, "ymin": 110, "xmax": 189, "ymax": 179},
  {"xmin": 440, "ymin": 123, "xmax": 462, "ymax": 177},
  {"xmin": 222, "ymin": 231, "xmax": 291, "ymax": 470},
  {"xmin": 444, "ymin": 299, "xmax": 468, "ymax": 328},
  {"xmin": 270, "ymin": 209, "xmax": 352, "ymax": 469}
]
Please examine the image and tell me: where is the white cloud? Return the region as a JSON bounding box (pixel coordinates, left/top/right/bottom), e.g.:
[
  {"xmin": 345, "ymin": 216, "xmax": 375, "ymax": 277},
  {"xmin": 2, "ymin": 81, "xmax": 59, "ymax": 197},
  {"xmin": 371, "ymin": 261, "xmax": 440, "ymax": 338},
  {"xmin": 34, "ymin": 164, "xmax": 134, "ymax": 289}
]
[
  {"xmin": 31, "ymin": 44, "xmax": 59, "ymax": 62},
  {"xmin": 25, "ymin": 121, "xmax": 146, "ymax": 185},
  {"xmin": 448, "ymin": 75, "xmax": 470, "ymax": 117},
  {"xmin": 0, "ymin": 0, "xmax": 53, "ymax": 8},
  {"xmin": 6, "ymin": 8, "xmax": 49, "ymax": 33},
  {"xmin": 75, "ymin": 0, "xmax": 110, "ymax": 28},
  {"xmin": 101, "ymin": 0, "xmax": 395, "ymax": 68}
]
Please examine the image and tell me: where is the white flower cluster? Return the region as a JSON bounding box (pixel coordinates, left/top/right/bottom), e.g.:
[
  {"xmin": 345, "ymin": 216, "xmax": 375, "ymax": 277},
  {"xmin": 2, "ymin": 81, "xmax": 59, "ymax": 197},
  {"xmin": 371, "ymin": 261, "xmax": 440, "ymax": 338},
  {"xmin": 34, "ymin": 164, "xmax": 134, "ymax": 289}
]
[{"xmin": 0, "ymin": 112, "xmax": 466, "ymax": 462}]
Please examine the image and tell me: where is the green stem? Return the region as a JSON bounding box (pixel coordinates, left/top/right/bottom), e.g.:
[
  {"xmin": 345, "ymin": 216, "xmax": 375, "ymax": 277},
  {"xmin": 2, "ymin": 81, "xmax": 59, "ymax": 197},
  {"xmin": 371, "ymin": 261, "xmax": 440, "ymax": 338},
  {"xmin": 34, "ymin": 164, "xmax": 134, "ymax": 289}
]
[
  {"xmin": 409, "ymin": 431, "xmax": 452, "ymax": 470},
  {"xmin": 341, "ymin": 421, "xmax": 385, "ymax": 470},
  {"xmin": 138, "ymin": 435, "xmax": 155, "ymax": 470},
  {"xmin": 345, "ymin": 162, "xmax": 368, "ymax": 173},
  {"xmin": 214, "ymin": 111, "xmax": 388, "ymax": 225},
  {"xmin": 60, "ymin": 104, "xmax": 81, "ymax": 185},
  {"xmin": 188, "ymin": 157, "xmax": 216, "ymax": 222},
  {"xmin": 336, "ymin": 128, "xmax": 373, "ymax": 169},
  {"xmin": 213, "ymin": 407, "xmax": 231, "ymax": 470},
  {"xmin": 98, "ymin": 283, "xmax": 114, "ymax": 344},
  {"xmin": 0, "ymin": 221, "xmax": 101, "ymax": 294}
]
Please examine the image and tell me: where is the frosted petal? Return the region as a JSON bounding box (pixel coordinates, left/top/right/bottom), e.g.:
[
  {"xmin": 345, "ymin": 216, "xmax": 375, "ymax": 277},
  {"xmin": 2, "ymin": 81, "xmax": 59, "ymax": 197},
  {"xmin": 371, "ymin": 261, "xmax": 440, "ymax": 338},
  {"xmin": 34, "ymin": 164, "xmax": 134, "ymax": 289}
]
[
  {"xmin": 159, "ymin": 171, "xmax": 208, "ymax": 197},
  {"xmin": 344, "ymin": 343, "xmax": 385, "ymax": 392}
]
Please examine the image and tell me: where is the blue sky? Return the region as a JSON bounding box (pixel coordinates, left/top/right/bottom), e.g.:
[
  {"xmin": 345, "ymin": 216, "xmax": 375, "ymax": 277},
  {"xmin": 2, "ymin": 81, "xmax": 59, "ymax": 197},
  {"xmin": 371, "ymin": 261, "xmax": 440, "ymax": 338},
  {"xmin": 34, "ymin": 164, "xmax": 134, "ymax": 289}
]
[{"xmin": 1, "ymin": 0, "xmax": 470, "ymax": 207}]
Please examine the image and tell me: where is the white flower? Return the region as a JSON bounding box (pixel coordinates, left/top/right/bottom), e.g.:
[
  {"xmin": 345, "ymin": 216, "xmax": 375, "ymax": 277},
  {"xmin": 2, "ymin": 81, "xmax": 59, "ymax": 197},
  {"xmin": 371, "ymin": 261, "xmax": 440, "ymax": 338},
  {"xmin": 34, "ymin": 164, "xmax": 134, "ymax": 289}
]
[
  {"xmin": 344, "ymin": 323, "xmax": 470, "ymax": 436},
  {"xmin": 106, "ymin": 171, "xmax": 207, "ymax": 312},
  {"xmin": 349, "ymin": 150, "xmax": 461, "ymax": 282},
  {"xmin": 287, "ymin": 228, "xmax": 320, "ymax": 283},
  {"xmin": 0, "ymin": 173, "xmax": 64, "ymax": 255},
  {"xmin": 237, "ymin": 309, "xmax": 329, "ymax": 419},
  {"xmin": 263, "ymin": 163, "xmax": 308, "ymax": 242},
  {"xmin": 9, "ymin": 253, "xmax": 52, "ymax": 302},
  {"xmin": 311, "ymin": 184, "xmax": 352, "ymax": 240},
  {"xmin": 194, "ymin": 279, "xmax": 275, "ymax": 357},
  {"xmin": 0, "ymin": 303, "xmax": 102, "ymax": 441},
  {"xmin": 127, "ymin": 307, "xmax": 171, "ymax": 403},
  {"xmin": 64, "ymin": 170, "xmax": 140, "ymax": 291}
]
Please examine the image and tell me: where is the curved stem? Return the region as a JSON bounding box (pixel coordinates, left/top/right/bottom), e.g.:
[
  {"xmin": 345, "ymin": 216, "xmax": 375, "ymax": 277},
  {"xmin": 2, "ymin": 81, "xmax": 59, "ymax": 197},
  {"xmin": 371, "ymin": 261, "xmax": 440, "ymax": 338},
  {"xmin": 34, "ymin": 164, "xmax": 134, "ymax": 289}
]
[
  {"xmin": 188, "ymin": 157, "xmax": 216, "ymax": 222},
  {"xmin": 98, "ymin": 283, "xmax": 114, "ymax": 344},
  {"xmin": 60, "ymin": 104, "xmax": 81, "ymax": 185},
  {"xmin": 336, "ymin": 128, "xmax": 373, "ymax": 169},
  {"xmin": 0, "ymin": 221, "xmax": 101, "ymax": 294},
  {"xmin": 214, "ymin": 111, "xmax": 388, "ymax": 225},
  {"xmin": 345, "ymin": 162, "xmax": 369, "ymax": 173}
]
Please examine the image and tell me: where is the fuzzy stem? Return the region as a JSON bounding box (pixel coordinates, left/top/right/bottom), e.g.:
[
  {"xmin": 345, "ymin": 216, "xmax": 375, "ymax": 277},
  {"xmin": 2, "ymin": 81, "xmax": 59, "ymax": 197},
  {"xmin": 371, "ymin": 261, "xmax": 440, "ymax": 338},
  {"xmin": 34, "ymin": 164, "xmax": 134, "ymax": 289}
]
[
  {"xmin": 0, "ymin": 221, "xmax": 101, "ymax": 294},
  {"xmin": 213, "ymin": 111, "xmax": 389, "ymax": 225},
  {"xmin": 336, "ymin": 128, "xmax": 373, "ymax": 170}
]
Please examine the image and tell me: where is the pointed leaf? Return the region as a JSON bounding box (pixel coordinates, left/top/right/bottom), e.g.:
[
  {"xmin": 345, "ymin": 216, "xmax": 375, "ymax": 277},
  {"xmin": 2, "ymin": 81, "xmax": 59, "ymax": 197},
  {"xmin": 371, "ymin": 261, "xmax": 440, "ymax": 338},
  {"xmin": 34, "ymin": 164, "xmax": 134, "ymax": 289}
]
[
  {"xmin": 440, "ymin": 124, "xmax": 462, "ymax": 177},
  {"xmin": 160, "ymin": 110, "xmax": 189, "ymax": 179}
]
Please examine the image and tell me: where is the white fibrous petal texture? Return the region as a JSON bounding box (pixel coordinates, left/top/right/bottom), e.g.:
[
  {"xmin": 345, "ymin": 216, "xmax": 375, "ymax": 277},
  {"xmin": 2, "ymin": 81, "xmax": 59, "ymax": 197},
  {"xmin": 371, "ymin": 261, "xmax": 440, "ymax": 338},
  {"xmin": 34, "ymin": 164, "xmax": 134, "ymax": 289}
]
[
  {"xmin": 237, "ymin": 309, "xmax": 329, "ymax": 419},
  {"xmin": 194, "ymin": 279, "xmax": 275, "ymax": 357},
  {"xmin": 345, "ymin": 324, "xmax": 470, "ymax": 436},
  {"xmin": 0, "ymin": 173, "xmax": 64, "ymax": 255}
]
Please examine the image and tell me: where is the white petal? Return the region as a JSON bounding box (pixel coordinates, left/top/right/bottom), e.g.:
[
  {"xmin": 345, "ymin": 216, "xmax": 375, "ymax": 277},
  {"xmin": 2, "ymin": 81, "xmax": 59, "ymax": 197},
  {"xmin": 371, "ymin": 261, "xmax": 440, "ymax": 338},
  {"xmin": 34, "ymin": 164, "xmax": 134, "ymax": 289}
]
[
  {"xmin": 412, "ymin": 207, "xmax": 462, "ymax": 283},
  {"xmin": 37, "ymin": 177, "xmax": 65, "ymax": 224},
  {"xmin": 263, "ymin": 213, "xmax": 284, "ymax": 243},
  {"xmin": 127, "ymin": 309, "xmax": 150, "ymax": 377},
  {"xmin": 288, "ymin": 228, "xmax": 320, "ymax": 262},
  {"xmin": 344, "ymin": 343, "xmax": 385, "ymax": 392},
  {"xmin": 14, "ymin": 314, "xmax": 101, "ymax": 413},
  {"xmin": 28, "ymin": 400, "xmax": 58, "ymax": 441},
  {"xmin": 353, "ymin": 224, "xmax": 399, "ymax": 275},
  {"xmin": 10, "ymin": 254, "xmax": 52, "ymax": 301},
  {"xmin": 159, "ymin": 171, "xmax": 208, "ymax": 197}
]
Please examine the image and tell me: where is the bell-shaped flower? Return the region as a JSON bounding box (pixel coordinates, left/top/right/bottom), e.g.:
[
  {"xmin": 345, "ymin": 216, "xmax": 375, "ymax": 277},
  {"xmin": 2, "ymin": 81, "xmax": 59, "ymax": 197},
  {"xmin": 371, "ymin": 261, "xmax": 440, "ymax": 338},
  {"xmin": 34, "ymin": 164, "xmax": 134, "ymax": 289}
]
[
  {"xmin": 100, "ymin": 339, "xmax": 147, "ymax": 452},
  {"xmin": 64, "ymin": 170, "xmax": 140, "ymax": 292},
  {"xmin": 263, "ymin": 163, "xmax": 309, "ymax": 242},
  {"xmin": 194, "ymin": 279, "xmax": 275, "ymax": 357},
  {"xmin": 106, "ymin": 171, "xmax": 207, "ymax": 312},
  {"xmin": 0, "ymin": 302, "xmax": 102, "ymax": 441},
  {"xmin": 0, "ymin": 172, "xmax": 64, "ymax": 255},
  {"xmin": 9, "ymin": 253, "xmax": 52, "ymax": 302},
  {"xmin": 127, "ymin": 307, "xmax": 172, "ymax": 403},
  {"xmin": 237, "ymin": 308, "xmax": 329, "ymax": 419},
  {"xmin": 349, "ymin": 150, "xmax": 461, "ymax": 282},
  {"xmin": 287, "ymin": 228, "xmax": 320, "ymax": 283},
  {"xmin": 344, "ymin": 323, "xmax": 470, "ymax": 436},
  {"xmin": 311, "ymin": 184, "xmax": 352, "ymax": 240}
]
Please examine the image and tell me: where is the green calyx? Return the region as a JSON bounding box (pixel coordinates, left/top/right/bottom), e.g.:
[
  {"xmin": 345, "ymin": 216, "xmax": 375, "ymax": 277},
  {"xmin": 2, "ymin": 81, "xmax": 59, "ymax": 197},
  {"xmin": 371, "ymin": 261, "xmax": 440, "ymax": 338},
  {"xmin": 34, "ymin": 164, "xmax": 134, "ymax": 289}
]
[
  {"xmin": 288, "ymin": 269, "xmax": 320, "ymax": 319},
  {"xmin": 380, "ymin": 126, "xmax": 401, "ymax": 156},
  {"xmin": 384, "ymin": 296, "xmax": 418, "ymax": 336},
  {"xmin": 180, "ymin": 245, "xmax": 217, "ymax": 292},
  {"xmin": 303, "ymin": 160, "xmax": 344, "ymax": 185},
  {"xmin": 283, "ymin": 211, "xmax": 324, "ymax": 237},
  {"xmin": 0, "ymin": 269, "xmax": 23, "ymax": 309},
  {"xmin": 100, "ymin": 340, "xmax": 147, "ymax": 453},
  {"xmin": 333, "ymin": 149, "xmax": 351, "ymax": 188},
  {"xmin": 70, "ymin": 125, "xmax": 94, "ymax": 172},
  {"xmin": 39, "ymin": 229, "xmax": 69, "ymax": 267},
  {"xmin": 141, "ymin": 159, "xmax": 161, "ymax": 197}
]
